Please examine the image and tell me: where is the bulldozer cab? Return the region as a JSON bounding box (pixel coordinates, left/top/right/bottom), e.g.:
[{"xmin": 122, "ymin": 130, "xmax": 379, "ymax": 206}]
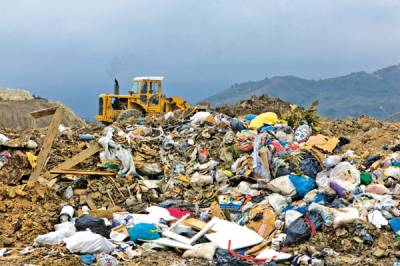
[{"xmin": 131, "ymin": 77, "xmax": 163, "ymax": 112}]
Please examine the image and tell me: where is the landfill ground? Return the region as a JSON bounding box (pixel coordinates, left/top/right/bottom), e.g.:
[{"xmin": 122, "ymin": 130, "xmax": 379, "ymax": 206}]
[{"xmin": 1, "ymin": 95, "xmax": 400, "ymax": 265}]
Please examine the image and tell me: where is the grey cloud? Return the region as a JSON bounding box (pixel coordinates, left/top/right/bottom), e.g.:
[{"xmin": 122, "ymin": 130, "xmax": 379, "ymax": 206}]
[{"xmin": 0, "ymin": 0, "xmax": 399, "ymax": 119}]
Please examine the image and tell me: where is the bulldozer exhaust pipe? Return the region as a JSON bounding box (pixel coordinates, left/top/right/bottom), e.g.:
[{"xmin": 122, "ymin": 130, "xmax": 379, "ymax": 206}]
[{"xmin": 114, "ymin": 79, "xmax": 120, "ymax": 95}]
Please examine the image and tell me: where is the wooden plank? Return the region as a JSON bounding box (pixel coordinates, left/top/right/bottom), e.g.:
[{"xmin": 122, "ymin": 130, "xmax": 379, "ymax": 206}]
[
  {"xmin": 44, "ymin": 144, "xmax": 102, "ymax": 179},
  {"xmin": 28, "ymin": 108, "xmax": 63, "ymax": 185},
  {"xmin": 183, "ymin": 218, "xmax": 214, "ymax": 231},
  {"xmin": 49, "ymin": 169, "xmax": 116, "ymax": 176},
  {"xmin": 30, "ymin": 107, "xmax": 58, "ymax": 119}
]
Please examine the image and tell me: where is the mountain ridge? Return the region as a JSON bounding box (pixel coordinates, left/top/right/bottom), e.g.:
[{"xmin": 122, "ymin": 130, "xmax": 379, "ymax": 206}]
[{"xmin": 204, "ymin": 64, "xmax": 400, "ymax": 119}]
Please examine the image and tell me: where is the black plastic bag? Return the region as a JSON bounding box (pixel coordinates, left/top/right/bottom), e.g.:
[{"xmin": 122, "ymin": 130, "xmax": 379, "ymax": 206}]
[
  {"xmin": 363, "ymin": 155, "xmax": 382, "ymax": 169},
  {"xmin": 284, "ymin": 211, "xmax": 323, "ymax": 245},
  {"xmin": 300, "ymin": 153, "xmax": 321, "ymax": 178},
  {"xmin": 391, "ymin": 144, "xmax": 400, "ymax": 152},
  {"xmin": 213, "ymin": 248, "xmax": 252, "ymax": 266},
  {"xmin": 274, "ymin": 166, "xmax": 291, "ymax": 178},
  {"xmin": 338, "ymin": 136, "xmax": 350, "ymax": 146},
  {"xmin": 75, "ymin": 214, "xmax": 110, "ymax": 238}
]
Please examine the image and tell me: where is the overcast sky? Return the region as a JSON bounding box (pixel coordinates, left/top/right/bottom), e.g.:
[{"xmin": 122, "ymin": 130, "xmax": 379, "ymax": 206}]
[{"xmin": 1, "ymin": 0, "xmax": 399, "ymax": 119}]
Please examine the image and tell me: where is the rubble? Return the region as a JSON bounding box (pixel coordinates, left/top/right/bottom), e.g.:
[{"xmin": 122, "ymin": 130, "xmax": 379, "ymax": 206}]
[{"xmin": 1, "ymin": 99, "xmax": 400, "ymax": 265}]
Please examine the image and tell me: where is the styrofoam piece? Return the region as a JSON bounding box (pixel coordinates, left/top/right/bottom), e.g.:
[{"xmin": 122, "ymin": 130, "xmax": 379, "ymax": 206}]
[
  {"xmin": 146, "ymin": 238, "xmax": 195, "ymax": 250},
  {"xmin": 205, "ymin": 218, "xmax": 263, "ymax": 250}
]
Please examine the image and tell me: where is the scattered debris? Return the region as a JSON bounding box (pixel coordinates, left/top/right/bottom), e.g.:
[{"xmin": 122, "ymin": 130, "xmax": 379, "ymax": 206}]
[{"xmin": 2, "ymin": 98, "xmax": 400, "ymax": 265}]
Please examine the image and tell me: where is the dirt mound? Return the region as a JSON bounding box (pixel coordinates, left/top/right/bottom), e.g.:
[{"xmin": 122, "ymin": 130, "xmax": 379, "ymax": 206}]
[
  {"xmin": 0, "ymin": 89, "xmax": 85, "ymax": 129},
  {"xmin": 0, "ymin": 183, "xmax": 62, "ymax": 248},
  {"xmin": 321, "ymin": 116, "xmax": 400, "ymax": 162},
  {"xmin": 0, "ymin": 88, "xmax": 33, "ymax": 101},
  {"xmin": 216, "ymin": 94, "xmax": 294, "ymax": 117}
]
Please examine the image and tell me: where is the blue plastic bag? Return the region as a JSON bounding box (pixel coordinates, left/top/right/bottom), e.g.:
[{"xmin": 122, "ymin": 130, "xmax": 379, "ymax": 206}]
[
  {"xmin": 230, "ymin": 119, "xmax": 247, "ymax": 131},
  {"xmin": 289, "ymin": 175, "xmax": 315, "ymax": 197},
  {"xmin": 244, "ymin": 114, "xmax": 256, "ymax": 121},
  {"xmin": 259, "ymin": 125, "xmax": 276, "ymax": 133},
  {"xmin": 389, "ymin": 217, "xmax": 400, "ymax": 234},
  {"xmin": 80, "ymin": 254, "xmax": 95, "ymax": 265},
  {"xmin": 128, "ymin": 223, "xmax": 160, "ymax": 242}
]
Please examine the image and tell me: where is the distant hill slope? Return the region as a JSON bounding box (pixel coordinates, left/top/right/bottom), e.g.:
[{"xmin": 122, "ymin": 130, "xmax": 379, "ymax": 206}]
[
  {"xmin": 0, "ymin": 88, "xmax": 86, "ymax": 129},
  {"xmin": 204, "ymin": 64, "xmax": 400, "ymax": 119}
]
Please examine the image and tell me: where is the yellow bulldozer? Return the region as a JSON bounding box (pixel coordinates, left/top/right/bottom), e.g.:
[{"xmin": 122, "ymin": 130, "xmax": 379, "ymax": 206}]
[{"xmin": 96, "ymin": 76, "xmax": 193, "ymax": 123}]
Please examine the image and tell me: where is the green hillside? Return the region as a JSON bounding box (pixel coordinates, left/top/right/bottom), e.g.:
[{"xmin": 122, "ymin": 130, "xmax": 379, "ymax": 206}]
[{"xmin": 204, "ymin": 65, "xmax": 400, "ymax": 119}]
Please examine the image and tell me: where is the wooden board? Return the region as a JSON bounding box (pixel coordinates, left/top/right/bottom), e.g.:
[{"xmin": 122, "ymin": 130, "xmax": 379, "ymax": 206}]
[
  {"xmin": 44, "ymin": 144, "xmax": 102, "ymax": 179},
  {"xmin": 183, "ymin": 218, "xmax": 216, "ymax": 232},
  {"xmin": 28, "ymin": 108, "xmax": 63, "ymax": 185},
  {"xmin": 30, "ymin": 107, "xmax": 58, "ymax": 118},
  {"xmin": 49, "ymin": 169, "xmax": 116, "ymax": 176}
]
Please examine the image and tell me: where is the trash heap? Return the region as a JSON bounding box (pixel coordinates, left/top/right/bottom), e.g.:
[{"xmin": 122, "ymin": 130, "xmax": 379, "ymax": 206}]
[{"xmin": 2, "ymin": 106, "xmax": 400, "ymax": 265}]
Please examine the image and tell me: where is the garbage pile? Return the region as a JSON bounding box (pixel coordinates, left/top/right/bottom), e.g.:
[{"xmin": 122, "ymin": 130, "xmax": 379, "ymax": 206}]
[
  {"xmin": 216, "ymin": 95, "xmax": 293, "ymax": 118},
  {"xmin": 2, "ymin": 106, "xmax": 400, "ymax": 265}
]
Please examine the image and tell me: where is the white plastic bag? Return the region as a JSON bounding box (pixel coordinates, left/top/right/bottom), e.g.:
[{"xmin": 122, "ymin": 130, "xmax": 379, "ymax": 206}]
[
  {"xmin": 323, "ymin": 155, "xmax": 343, "ymax": 168},
  {"xmin": 35, "ymin": 222, "xmax": 76, "ymax": 246},
  {"xmin": 332, "ymin": 207, "xmax": 360, "ymax": 228},
  {"xmin": 98, "ymin": 127, "xmax": 138, "ymax": 177},
  {"xmin": 234, "ymin": 181, "xmax": 259, "ymax": 196},
  {"xmin": 252, "ymin": 135, "xmax": 271, "ymax": 181},
  {"xmin": 190, "ymin": 172, "xmax": 213, "ymax": 188},
  {"xmin": 190, "ymin": 112, "xmax": 211, "ymax": 126},
  {"xmin": 329, "ymin": 162, "xmax": 360, "ymax": 192},
  {"xmin": 0, "ymin": 133, "xmax": 9, "ymax": 143},
  {"xmin": 164, "ymin": 112, "xmax": 174, "ymax": 121},
  {"xmin": 146, "ymin": 206, "xmax": 176, "ymax": 221},
  {"xmin": 64, "ymin": 231, "xmax": 115, "ymax": 254},
  {"xmin": 308, "ymin": 203, "xmax": 334, "ymax": 226},
  {"xmin": 266, "ymin": 175, "xmax": 296, "ymax": 196},
  {"xmin": 267, "ymin": 193, "xmax": 291, "ymax": 213},
  {"xmin": 255, "ymin": 249, "xmax": 292, "ymax": 261},
  {"xmin": 368, "ymin": 210, "xmax": 388, "ymax": 229},
  {"xmin": 316, "ymin": 170, "xmax": 336, "ymax": 195},
  {"xmin": 182, "ymin": 243, "xmax": 217, "ymax": 260},
  {"xmin": 285, "ymin": 210, "xmax": 303, "ymax": 228}
]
